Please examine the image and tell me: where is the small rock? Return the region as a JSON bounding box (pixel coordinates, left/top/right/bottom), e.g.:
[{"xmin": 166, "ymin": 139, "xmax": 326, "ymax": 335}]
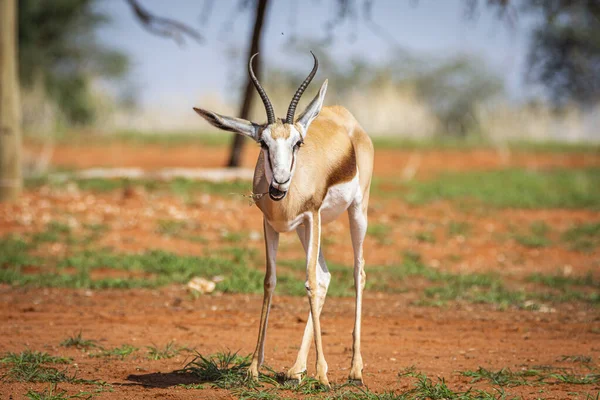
[
  {"xmin": 249, "ymin": 231, "xmax": 261, "ymax": 241},
  {"xmin": 187, "ymin": 277, "xmax": 216, "ymax": 295}
]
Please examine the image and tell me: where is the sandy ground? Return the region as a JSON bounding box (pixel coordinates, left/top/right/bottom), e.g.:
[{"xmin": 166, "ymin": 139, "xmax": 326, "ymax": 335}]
[
  {"xmin": 1, "ymin": 143, "xmax": 599, "ymax": 399},
  {"xmin": 1, "ymin": 288, "xmax": 599, "ymax": 399}
]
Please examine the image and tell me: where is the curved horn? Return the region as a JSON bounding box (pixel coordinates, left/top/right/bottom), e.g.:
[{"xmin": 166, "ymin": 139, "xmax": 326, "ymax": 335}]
[
  {"xmin": 286, "ymin": 51, "xmax": 318, "ymax": 124},
  {"xmin": 249, "ymin": 53, "xmax": 276, "ymax": 124}
]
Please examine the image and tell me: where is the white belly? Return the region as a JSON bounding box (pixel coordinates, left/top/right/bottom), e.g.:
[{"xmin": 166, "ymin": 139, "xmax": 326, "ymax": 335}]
[{"xmin": 320, "ymin": 173, "xmax": 360, "ymax": 224}]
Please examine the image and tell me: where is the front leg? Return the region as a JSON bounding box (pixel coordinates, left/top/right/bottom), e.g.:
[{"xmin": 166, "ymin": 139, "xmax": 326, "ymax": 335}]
[
  {"xmin": 286, "ymin": 225, "xmax": 331, "ymax": 382},
  {"xmin": 248, "ymin": 219, "xmax": 279, "ymax": 381},
  {"xmin": 304, "ymin": 212, "xmax": 330, "ymax": 387}
]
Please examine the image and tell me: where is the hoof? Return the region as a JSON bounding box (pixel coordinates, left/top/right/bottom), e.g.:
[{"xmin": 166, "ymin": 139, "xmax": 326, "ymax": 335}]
[
  {"xmin": 348, "ymin": 378, "xmax": 364, "ymax": 386},
  {"xmin": 284, "ymin": 378, "xmax": 301, "ymax": 387},
  {"xmin": 316, "ymin": 376, "xmax": 331, "ymax": 389},
  {"xmin": 247, "ymin": 365, "xmax": 259, "ymax": 382},
  {"xmin": 285, "ymin": 369, "xmax": 305, "ymax": 383}
]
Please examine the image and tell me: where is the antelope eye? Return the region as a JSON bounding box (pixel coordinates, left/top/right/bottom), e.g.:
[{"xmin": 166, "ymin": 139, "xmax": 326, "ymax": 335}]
[
  {"xmin": 259, "ymin": 140, "xmax": 268, "ymax": 150},
  {"xmin": 294, "ymin": 140, "xmax": 303, "ymax": 150}
]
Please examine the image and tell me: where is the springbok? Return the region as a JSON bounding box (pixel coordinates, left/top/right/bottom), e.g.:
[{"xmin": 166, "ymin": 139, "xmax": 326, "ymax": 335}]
[{"xmin": 193, "ymin": 52, "xmax": 373, "ymax": 387}]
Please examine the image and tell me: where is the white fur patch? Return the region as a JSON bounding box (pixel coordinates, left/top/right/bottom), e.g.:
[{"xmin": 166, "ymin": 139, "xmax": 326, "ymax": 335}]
[
  {"xmin": 320, "ymin": 172, "xmax": 360, "ymax": 225},
  {"xmin": 261, "ymin": 126, "xmax": 302, "ymax": 191}
]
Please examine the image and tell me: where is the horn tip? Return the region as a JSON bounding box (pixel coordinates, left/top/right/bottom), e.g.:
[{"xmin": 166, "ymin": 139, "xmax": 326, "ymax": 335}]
[{"xmin": 249, "ymin": 53, "xmax": 259, "ymax": 66}]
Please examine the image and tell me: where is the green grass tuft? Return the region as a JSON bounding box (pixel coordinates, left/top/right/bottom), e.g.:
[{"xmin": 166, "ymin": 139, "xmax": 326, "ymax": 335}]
[
  {"xmin": 398, "ymin": 365, "xmax": 419, "ymax": 378},
  {"xmin": 420, "ymin": 273, "xmax": 526, "ymax": 308},
  {"xmin": 0, "ymin": 235, "xmax": 39, "ymax": 269},
  {"xmin": 367, "ymin": 223, "xmax": 393, "ymax": 245},
  {"xmin": 412, "ymin": 375, "xmax": 459, "ymax": 399},
  {"xmin": 448, "ymin": 221, "xmax": 471, "ymax": 237},
  {"xmin": 562, "ymin": 222, "xmax": 600, "ymax": 252},
  {"xmin": 234, "ymin": 389, "xmax": 280, "ymax": 399},
  {"xmin": 60, "ymin": 331, "xmax": 99, "ymax": 350},
  {"xmin": 155, "ymin": 219, "xmax": 189, "ymax": 237},
  {"xmin": 559, "ymin": 355, "xmax": 593, "ymax": 363},
  {"xmin": 462, "ymin": 366, "xmax": 600, "ymax": 388},
  {"xmin": 171, "ymin": 361, "xmax": 540, "ymax": 399},
  {"xmin": 0, "ymin": 241, "xmax": 263, "ymax": 292},
  {"xmin": 1, "ymin": 350, "xmax": 71, "ymax": 366},
  {"xmin": 26, "ymin": 385, "xmax": 72, "ymax": 400},
  {"xmin": 461, "ymin": 367, "xmax": 535, "ymax": 387},
  {"xmin": 414, "ymin": 231, "xmax": 436, "ymax": 243},
  {"xmin": 377, "ymin": 168, "xmax": 600, "ymax": 209},
  {"xmin": 371, "ymin": 136, "xmax": 600, "ymax": 153},
  {"xmin": 25, "ymin": 176, "xmax": 252, "ymax": 201},
  {"xmin": 146, "ymin": 341, "xmax": 190, "ymax": 360},
  {"xmin": 1, "ymin": 350, "xmax": 72, "ymax": 383},
  {"xmin": 514, "ymin": 221, "xmax": 551, "ymax": 248},
  {"xmin": 177, "ymin": 351, "xmax": 251, "ymax": 389},
  {"xmin": 89, "ymin": 344, "xmax": 138, "ymax": 359},
  {"xmin": 176, "ymin": 383, "xmax": 206, "ymax": 390},
  {"xmin": 2, "ymin": 231, "xmax": 598, "ymax": 307},
  {"xmin": 550, "ymin": 373, "xmax": 600, "ymax": 385},
  {"xmin": 31, "ymin": 221, "xmax": 72, "ymax": 244},
  {"xmin": 528, "ymin": 272, "xmax": 598, "ymax": 289}
]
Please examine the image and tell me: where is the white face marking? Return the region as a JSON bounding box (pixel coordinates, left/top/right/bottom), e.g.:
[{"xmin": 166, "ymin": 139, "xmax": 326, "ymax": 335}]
[{"xmin": 260, "ymin": 125, "xmax": 304, "ymax": 192}]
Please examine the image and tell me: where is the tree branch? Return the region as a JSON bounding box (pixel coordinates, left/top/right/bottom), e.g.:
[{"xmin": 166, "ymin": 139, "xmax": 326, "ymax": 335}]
[
  {"xmin": 363, "ymin": 0, "xmax": 402, "ymax": 48},
  {"xmin": 125, "ymin": 0, "xmax": 203, "ymax": 46}
]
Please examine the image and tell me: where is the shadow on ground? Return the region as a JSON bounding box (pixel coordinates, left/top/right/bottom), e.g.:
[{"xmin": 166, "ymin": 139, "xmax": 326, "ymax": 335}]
[{"xmin": 126, "ymin": 372, "xmax": 200, "ymax": 388}]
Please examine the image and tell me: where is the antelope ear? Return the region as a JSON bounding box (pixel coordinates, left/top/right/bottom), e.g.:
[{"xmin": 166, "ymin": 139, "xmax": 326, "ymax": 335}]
[
  {"xmin": 295, "ymin": 80, "xmax": 328, "ymax": 137},
  {"xmin": 193, "ymin": 107, "xmax": 260, "ymax": 141}
]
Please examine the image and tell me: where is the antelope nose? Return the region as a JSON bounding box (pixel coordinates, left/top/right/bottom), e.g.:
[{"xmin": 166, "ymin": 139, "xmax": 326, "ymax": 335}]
[{"xmin": 273, "ymin": 176, "xmax": 290, "ymax": 185}]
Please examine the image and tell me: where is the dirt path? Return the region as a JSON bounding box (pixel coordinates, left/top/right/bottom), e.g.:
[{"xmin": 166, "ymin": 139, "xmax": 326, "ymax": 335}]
[
  {"xmin": 26, "ymin": 142, "xmax": 600, "ymax": 178},
  {"xmin": 1, "ymin": 288, "xmax": 599, "ymax": 399}
]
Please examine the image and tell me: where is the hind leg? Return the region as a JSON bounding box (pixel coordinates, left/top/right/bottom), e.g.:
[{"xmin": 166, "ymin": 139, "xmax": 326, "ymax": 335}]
[{"xmin": 347, "ymin": 197, "xmax": 368, "ymax": 384}]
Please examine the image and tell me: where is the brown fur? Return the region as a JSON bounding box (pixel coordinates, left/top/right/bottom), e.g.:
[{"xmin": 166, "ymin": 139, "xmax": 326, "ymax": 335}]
[
  {"xmin": 264, "ymin": 121, "xmax": 292, "ymax": 140},
  {"xmin": 253, "ymin": 106, "xmax": 373, "ymax": 228}
]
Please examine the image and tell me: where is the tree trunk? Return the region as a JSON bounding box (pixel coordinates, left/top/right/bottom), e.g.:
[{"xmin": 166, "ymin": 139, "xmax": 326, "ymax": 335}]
[
  {"xmin": 227, "ymin": 0, "xmax": 270, "ymax": 168},
  {"xmin": 0, "ymin": 0, "xmax": 22, "ymax": 201}
]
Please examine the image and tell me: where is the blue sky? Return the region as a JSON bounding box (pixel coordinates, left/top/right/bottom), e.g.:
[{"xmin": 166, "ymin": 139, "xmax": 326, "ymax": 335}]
[{"xmin": 97, "ymin": 0, "xmax": 534, "ymax": 110}]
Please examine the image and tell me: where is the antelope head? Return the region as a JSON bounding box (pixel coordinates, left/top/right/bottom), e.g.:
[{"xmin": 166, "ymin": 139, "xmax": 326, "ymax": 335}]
[{"xmin": 194, "ymin": 52, "xmax": 328, "ymax": 201}]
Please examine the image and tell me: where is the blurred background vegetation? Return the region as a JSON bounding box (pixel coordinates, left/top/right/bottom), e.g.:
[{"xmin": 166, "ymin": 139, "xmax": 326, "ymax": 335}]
[
  {"xmin": 14, "ymin": 0, "xmax": 600, "ymax": 141},
  {"xmin": 2, "ymin": 0, "xmax": 598, "ymax": 187},
  {"xmin": 18, "ymin": 0, "xmax": 131, "ymax": 129}
]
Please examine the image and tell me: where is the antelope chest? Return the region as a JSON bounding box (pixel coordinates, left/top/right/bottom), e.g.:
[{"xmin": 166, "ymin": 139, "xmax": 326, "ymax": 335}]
[{"xmin": 263, "ymin": 173, "xmax": 360, "ymax": 233}]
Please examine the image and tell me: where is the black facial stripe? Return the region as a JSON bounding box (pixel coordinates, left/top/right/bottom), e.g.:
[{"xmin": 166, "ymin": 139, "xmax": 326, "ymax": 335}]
[{"xmin": 266, "ymin": 147, "xmax": 274, "ymax": 173}]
